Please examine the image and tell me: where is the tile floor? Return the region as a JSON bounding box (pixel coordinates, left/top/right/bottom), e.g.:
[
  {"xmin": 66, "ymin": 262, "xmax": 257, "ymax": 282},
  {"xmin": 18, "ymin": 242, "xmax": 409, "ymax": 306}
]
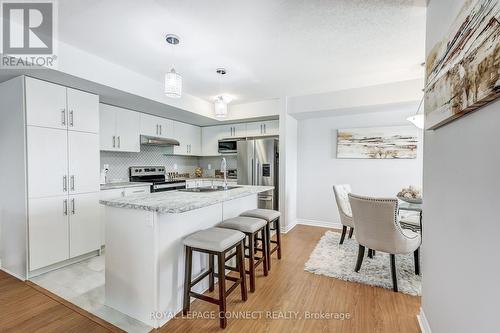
[{"xmin": 30, "ymin": 255, "xmax": 152, "ymax": 333}]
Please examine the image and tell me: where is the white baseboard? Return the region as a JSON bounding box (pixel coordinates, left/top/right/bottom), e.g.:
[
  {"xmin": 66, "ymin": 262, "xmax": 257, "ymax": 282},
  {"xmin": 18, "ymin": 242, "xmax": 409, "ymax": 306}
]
[
  {"xmin": 417, "ymin": 307, "xmax": 432, "ymax": 333},
  {"xmin": 1, "ymin": 267, "xmax": 26, "ymax": 281},
  {"xmin": 281, "ymin": 220, "xmax": 297, "ymax": 234},
  {"xmin": 296, "ymin": 218, "xmax": 342, "ymax": 230}
]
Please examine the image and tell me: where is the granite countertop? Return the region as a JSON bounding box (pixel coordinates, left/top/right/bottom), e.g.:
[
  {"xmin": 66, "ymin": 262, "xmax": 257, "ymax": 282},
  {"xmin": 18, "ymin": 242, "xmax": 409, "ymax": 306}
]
[
  {"xmin": 100, "ymin": 182, "xmax": 152, "ymax": 190},
  {"xmin": 100, "ymin": 185, "xmax": 274, "ymax": 214}
]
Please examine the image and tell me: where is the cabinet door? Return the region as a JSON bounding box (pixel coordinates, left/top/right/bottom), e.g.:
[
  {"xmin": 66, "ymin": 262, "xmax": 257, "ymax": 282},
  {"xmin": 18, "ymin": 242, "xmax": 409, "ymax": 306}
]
[
  {"xmin": 69, "ymin": 192, "xmax": 101, "ymax": 258},
  {"xmin": 67, "ymin": 88, "xmax": 99, "ymax": 134},
  {"xmin": 140, "ymin": 114, "xmax": 161, "ymax": 137},
  {"xmin": 68, "ymin": 131, "xmax": 100, "ymax": 194},
  {"xmin": 27, "ymin": 126, "xmax": 68, "ymax": 198},
  {"xmin": 263, "ymin": 120, "xmax": 279, "ymax": 135},
  {"xmin": 116, "ymin": 108, "xmax": 140, "ymax": 152},
  {"xmin": 29, "ymin": 196, "xmax": 69, "ymax": 270},
  {"xmin": 173, "ymin": 121, "xmax": 189, "ymax": 155},
  {"xmin": 232, "ymin": 123, "xmax": 246, "ymax": 137},
  {"xmin": 158, "ymin": 118, "xmax": 174, "ymax": 139},
  {"xmin": 245, "ymin": 122, "xmax": 264, "ymax": 136},
  {"xmin": 201, "ymin": 126, "xmax": 221, "ymax": 156},
  {"xmin": 99, "ymin": 104, "xmax": 117, "ymax": 151},
  {"xmin": 188, "ymin": 124, "xmax": 202, "ymax": 155},
  {"xmin": 25, "ymin": 77, "xmax": 68, "ymax": 130}
]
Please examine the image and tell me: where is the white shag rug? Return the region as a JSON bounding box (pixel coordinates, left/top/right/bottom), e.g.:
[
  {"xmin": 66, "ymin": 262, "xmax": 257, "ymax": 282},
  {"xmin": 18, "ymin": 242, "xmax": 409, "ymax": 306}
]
[{"xmin": 304, "ymin": 231, "xmax": 421, "ymax": 296}]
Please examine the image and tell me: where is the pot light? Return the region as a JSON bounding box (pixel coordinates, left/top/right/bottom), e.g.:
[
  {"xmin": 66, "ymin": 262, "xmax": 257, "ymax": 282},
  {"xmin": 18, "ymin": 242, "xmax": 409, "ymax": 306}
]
[{"xmin": 164, "ymin": 34, "xmax": 182, "ymax": 99}]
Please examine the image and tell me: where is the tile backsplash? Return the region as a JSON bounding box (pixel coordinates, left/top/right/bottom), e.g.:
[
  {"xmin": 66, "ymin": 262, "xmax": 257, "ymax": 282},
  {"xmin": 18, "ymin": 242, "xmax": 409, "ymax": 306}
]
[{"xmin": 100, "ymin": 146, "xmax": 237, "ymax": 182}]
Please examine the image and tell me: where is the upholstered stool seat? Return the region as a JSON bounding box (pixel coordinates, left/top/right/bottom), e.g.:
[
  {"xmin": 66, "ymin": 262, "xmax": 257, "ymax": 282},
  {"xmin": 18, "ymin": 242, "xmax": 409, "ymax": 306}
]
[
  {"xmin": 182, "ymin": 227, "xmax": 247, "ymax": 328},
  {"xmin": 240, "ymin": 208, "xmax": 280, "ymax": 222},
  {"xmin": 183, "ymin": 227, "xmax": 245, "ymax": 252},
  {"xmin": 219, "ymin": 216, "xmax": 268, "ymax": 292},
  {"xmin": 240, "ymin": 208, "xmax": 282, "ymax": 270},
  {"xmin": 218, "ymin": 216, "xmax": 267, "ymax": 233}
]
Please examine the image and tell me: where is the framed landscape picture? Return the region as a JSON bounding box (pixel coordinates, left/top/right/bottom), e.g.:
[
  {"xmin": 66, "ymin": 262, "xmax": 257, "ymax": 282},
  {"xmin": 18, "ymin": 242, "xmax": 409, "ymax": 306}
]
[
  {"xmin": 337, "ymin": 126, "xmax": 418, "ymax": 159},
  {"xmin": 425, "ymin": 0, "xmax": 500, "ymax": 129}
]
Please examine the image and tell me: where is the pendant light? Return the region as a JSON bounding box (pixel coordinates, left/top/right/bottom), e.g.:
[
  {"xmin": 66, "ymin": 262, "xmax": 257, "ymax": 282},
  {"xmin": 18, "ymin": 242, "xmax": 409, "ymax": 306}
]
[
  {"xmin": 214, "ymin": 68, "xmax": 229, "ymax": 118},
  {"xmin": 164, "ymin": 34, "xmax": 182, "ymax": 98}
]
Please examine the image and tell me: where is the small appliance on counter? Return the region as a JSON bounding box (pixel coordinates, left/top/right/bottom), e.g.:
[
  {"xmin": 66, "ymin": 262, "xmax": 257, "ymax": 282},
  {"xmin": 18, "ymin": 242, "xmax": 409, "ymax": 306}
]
[
  {"xmin": 215, "ymin": 169, "xmax": 237, "ymax": 179},
  {"xmin": 129, "ymin": 166, "xmax": 186, "ymax": 192},
  {"xmin": 100, "ymin": 164, "xmax": 109, "ymax": 185}
]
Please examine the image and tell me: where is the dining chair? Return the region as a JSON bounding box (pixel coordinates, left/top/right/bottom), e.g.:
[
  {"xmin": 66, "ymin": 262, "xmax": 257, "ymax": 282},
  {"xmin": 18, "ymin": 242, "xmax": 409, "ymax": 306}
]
[
  {"xmin": 333, "ymin": 184, "xmax": 355, "ymax": 244},
  {"xmin": 348, "ymin": 193, "xmax": 421, "ymax": 292}
]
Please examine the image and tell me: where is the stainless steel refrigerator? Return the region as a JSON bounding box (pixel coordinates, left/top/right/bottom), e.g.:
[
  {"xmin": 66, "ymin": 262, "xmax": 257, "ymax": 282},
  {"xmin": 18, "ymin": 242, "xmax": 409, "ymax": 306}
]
[{"xmin": 237, "ymin": 138, "xmax": 279, "ymax": 210}]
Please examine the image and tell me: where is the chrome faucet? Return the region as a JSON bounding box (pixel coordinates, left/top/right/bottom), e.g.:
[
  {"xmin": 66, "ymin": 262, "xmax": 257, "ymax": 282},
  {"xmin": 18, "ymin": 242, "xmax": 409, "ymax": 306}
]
[{"xmin": 221, "ymin": 157, "xmax": 228, "ymax": 190}]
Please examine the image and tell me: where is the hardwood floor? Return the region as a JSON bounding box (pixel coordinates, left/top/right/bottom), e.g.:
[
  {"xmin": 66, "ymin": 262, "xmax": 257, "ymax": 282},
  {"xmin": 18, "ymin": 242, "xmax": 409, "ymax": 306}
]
[
  {"xmin": 0, "ymin": 270, "xmax": 121, "ymax": 332},
  {"xmin": 158, "ymin": 225, "xmax": 421, "ymax": 332},
  {"xmin": 0, "ymin": 225, "xmax": 420, "ymax": 332}
]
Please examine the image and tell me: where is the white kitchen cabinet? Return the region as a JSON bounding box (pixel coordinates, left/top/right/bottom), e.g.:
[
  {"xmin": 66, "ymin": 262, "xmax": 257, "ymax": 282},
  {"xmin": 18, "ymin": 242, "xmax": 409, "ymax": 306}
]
[
  {"xmin": 66, "ymin": 88, "xmax": 99, "ymax": 134},
  {"xmin": 25, "ymin": 77, "xmax": 67, "ymax": 130},
  {"xmin": 68, "ymin": 131, "xmax": 100, "ymax": 194},
  {"xmin": 140, "ymin": 113, "xmax": 174, "ymax": 139},
  {"xmin": 173, "ymin": 121, "xmax": 201, "ymax": 155},
  {"xmin": 69, "ymin": 192, "xmax": 101, "ymax": 258},
  {"xmin": 28, "ymin": 196, "xmax": 70, "ymax": 270},
  {"xmin": 27, "ymin": 127, "xmax": 68, "ymax": 199},
  {"xmin": 100, "ymin": 104, "xmax": 140, "ymax": 152},
  {"xmin": 25, "ymin": 77, "xmax": 99, "ymax": 134},
  {"xmin": 201, "ymin": 126, "xmax": 222, "ymax": 156},
  {"xmin": 246, "ymin": 120, "xmax": 279, "ymax": 136},
  {"xmin": 223, "ymin": 123, "xmax": 246, "ymax": 138}
]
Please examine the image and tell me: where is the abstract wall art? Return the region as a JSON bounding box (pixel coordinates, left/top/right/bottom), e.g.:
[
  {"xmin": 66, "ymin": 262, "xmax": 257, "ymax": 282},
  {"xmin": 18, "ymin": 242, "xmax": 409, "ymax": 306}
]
[
  {"xmin": 425, "ymin": 0, "xmax": 500, "ymax": 129},
  {"xmin": 336, "ymin": 126, "xmax": 418, "ymax": 159}
]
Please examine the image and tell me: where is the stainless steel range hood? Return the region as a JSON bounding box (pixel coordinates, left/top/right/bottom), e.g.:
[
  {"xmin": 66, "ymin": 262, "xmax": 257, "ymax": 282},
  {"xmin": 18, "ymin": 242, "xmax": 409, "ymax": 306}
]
[{"xmin": 140, "ymin": 135, "xmax": 180, "ymax": 146}]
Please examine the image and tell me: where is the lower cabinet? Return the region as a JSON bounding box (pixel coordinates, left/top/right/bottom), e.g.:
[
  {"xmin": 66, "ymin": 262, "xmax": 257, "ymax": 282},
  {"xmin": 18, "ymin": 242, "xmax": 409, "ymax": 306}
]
[{"xmin": 28, "ymin": 192, "xmax": 101, "ymax": 271}]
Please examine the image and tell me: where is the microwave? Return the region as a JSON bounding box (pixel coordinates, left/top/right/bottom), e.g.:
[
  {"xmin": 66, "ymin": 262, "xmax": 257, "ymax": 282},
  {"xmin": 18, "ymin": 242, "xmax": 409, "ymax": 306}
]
[{"xmin": 218, "ymin": 139, "xmax": 238, "ymax": 154}]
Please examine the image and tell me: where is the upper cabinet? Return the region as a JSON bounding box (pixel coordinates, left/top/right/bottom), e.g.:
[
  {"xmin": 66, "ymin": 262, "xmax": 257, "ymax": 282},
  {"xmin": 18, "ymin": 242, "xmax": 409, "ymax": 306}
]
[
  {"xmin": 246, "ymin": 120, "xmax": 279, "ymax": 137},
  {"xmin": 220, "ymin": 123, "xmax": 246, "ymax": 139},
  {"xmin": 173, "ymin": 121, "xmax": 201, "ymax": 155},
  {"xmin": 140, "ymin": 114, "xmax": 174, "ymax": 139},
  {"xmin": 100, "ymin": 104, "xmax": 140, "ymax": 152},
  {"xmin": 25, "ymin": 77, "xmax": 99, "ymax": 133}
]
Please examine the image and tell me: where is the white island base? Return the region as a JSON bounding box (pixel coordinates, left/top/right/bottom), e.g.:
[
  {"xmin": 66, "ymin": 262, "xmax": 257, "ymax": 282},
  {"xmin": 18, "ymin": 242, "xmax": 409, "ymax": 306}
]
[{"xmin": 104, "ymin": 193, "xmax": 258, "ymax": 328}]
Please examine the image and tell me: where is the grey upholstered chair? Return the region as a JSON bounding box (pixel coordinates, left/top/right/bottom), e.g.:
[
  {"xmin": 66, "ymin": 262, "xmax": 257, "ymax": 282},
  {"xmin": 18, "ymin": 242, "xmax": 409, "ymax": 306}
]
[
  {"xmin": 333, "ymin": 184, "xmax": 355, "ymax": 244},
  {"xmin": 348, "ymin": 193, "xmax": 421, "ymax": 292}
]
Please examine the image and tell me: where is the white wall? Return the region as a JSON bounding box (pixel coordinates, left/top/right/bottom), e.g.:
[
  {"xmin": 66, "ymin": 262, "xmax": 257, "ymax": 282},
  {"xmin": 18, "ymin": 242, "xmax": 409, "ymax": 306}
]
[
  {"xmin": 226, "ymin": 99, "xmax": 280, "ymax": 121},
  {"xmin": 421, "ymin": 0, "xmax": 500, "ymax": 332},
  {"xmin": 296, "ymin": 106, "xmax": 423, "ymax": 227}
]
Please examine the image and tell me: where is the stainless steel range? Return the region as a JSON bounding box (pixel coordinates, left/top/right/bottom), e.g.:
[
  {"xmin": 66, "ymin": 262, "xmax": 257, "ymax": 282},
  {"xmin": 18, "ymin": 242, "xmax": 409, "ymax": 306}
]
[{"xmin": 129, "ymin": 166, "xmax": 186, "ymax": 192}]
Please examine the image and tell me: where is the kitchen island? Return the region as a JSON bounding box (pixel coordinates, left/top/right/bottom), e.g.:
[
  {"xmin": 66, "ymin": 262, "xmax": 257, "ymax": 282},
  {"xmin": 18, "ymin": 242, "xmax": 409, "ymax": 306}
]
[{"xmin": 100, "ymin": 185, "xmax": 273, "ymax": 328}]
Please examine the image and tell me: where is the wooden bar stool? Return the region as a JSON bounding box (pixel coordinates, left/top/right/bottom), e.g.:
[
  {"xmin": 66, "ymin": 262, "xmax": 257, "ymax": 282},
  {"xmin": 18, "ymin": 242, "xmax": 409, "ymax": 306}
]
[
  {"xmin": 218, "ymin": 216, "xmax": 268, "ymax": 292},
  {"xmin": 182, "ymin": 227, "xmax": 247, "ymax": 329},
  {"xmin": 240, "ymin": 209, "xmax": 281, "ymax": 270}
]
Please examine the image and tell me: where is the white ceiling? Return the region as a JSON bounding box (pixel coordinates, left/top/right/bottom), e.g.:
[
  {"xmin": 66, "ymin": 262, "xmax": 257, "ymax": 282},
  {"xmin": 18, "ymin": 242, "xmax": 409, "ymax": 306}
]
[{"xmin": 58, "ymin": 0, "xmax": 426, "ymax": 105}]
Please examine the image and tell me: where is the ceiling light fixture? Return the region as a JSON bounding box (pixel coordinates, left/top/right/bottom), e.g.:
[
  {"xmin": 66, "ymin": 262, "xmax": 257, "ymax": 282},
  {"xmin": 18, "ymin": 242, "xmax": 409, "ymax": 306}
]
[
  {"xmin": 164, "ymin": 34, "xmax": 182, "ymax": 99},
  {"xmin": 214, "ymin": 68, "xmax": 229, "ymax": 119}
]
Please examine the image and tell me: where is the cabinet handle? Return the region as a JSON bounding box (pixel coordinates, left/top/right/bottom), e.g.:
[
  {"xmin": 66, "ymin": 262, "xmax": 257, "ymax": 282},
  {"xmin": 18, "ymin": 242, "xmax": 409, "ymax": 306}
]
[
  {"xmin": 63, "ymin": 199, "xmax": 68, "ymax": 216},
  {"xmin": 260, "ymin": 124, "xmax": 263, "ymax": 134},
  {"xmin": 63, "ymin": 175, "xmax": 67, "ymax": 192},
  {"xmin": 159, "ymin": 125, "xmax": 162, "ymax": 136},
  {"xmin": 112, "ymin": 136, "xmax": 116, "ymax": 148},
  {"xmin": 156, "ymin": 124, "xmax": 159, "ymax": 136},
  {"xmin": 70, "ymin": 175, "xmax": 75, "ymax": 191},
  {"xmin": 117, "ymin": 136, "xmax": 121, "ymax": 148},
  {"xmin": 69, "ymin": 110, "xmax": 74, "ymax": 127},
  {"xmin": 61, "ymin": 109, "xmax": 66, "ymax": 126},
  {"xmin": 264, "ymin": 124, "xmax": 266, "ymax": 134},
  {"xmin": 71, "ymin": 198, "xmax": 75, "ymax": 215}
]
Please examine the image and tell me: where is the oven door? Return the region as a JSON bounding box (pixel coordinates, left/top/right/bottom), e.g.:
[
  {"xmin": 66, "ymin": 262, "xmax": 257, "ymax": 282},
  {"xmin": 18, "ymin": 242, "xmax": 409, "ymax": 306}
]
[{"xmin": 218, "ymin": 140, "xmax": 238, "ymax": 154}]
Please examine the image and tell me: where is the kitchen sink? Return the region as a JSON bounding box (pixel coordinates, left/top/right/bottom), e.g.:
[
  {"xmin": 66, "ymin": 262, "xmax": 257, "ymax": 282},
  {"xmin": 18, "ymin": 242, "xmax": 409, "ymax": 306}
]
[{"xmin": 179, "ymin": 186, "xmax": 241, "ymax": 193}]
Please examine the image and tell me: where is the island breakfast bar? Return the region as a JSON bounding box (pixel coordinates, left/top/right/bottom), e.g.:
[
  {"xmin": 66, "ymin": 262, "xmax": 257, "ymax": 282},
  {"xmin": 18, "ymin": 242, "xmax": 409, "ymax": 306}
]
[{"xmin": 100, "ymin": 185, "xmax": 274, "ymax": 328}]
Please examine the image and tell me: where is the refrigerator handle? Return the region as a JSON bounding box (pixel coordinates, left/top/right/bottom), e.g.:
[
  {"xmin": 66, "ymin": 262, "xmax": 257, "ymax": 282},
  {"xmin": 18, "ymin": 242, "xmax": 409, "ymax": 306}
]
[
  {"xmin": 256, "ymin": 160, "xmax": 260, "ymax": 185},
  {"xmin": 251, "ymin": 158, "xmax": 254, "ymax": 184}
]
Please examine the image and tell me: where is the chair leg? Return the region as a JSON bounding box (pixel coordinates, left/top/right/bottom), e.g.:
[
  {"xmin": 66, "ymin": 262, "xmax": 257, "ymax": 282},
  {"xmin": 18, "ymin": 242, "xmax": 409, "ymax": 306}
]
[
  {"xmin": 414, "ymin": 248, "xmax": 420, "ymax": 275},
  {"xmin": 182, "ymin": 246, "xmax": 192, "ymax": 315},
  {"xmin": 390, "ymin": 254, "xmax": 398, "ymax": 292},
  {"xmin": 275, "ymin": 218, "xmax": 282, "ymax": 259},
  {"xmin": 248, "ymin": 233, "xmax": 256, "ymax": 292},
  {"xmin": 208, "ymin": 254, "xmax": 214, "ymax": 292},
  {"xmin": 266, "ymin": 223, "xmax": 271, "ymax": 271},
  {"xmin": 237, "ymin": 240, "xmax": 248, "ymax": 301},
  {"xmin": 262, "ymin": 228, "xmax": 268, "ymax": 276},
  {"xmin": 348, "ymin": 227, "xmax": 354, "ymax": 238},
  {"xmin": 354, "ymin": 245, "xmax": 365, "ymax": 272},
  {"xmin": 217, "ymin": 252, "xmax": 227, "ymax": 329},
  {"xmin": 367, "ymin": 249, "xmax": 373, "ymax": 259},
  {"xmin": 340, "ymin": 226, "xmax": 347, "ymax": 245}
]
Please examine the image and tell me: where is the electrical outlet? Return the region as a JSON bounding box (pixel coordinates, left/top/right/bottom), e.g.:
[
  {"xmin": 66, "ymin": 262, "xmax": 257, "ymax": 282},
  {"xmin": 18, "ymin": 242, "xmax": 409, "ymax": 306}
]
[
  {"xmin": 208, "ymin": 164, "xmax": 212, "ymax": 170},
  {"xmin": 173, "ymin": 164, "xmax": 178, "ymax": 170}
]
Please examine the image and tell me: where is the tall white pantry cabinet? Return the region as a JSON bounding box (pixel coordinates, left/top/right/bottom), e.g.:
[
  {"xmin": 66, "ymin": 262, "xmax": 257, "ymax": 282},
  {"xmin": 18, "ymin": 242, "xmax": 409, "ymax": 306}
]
[{"xmin": 0, "ymin": 76, "xmax": 101, "ymax": 279}]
